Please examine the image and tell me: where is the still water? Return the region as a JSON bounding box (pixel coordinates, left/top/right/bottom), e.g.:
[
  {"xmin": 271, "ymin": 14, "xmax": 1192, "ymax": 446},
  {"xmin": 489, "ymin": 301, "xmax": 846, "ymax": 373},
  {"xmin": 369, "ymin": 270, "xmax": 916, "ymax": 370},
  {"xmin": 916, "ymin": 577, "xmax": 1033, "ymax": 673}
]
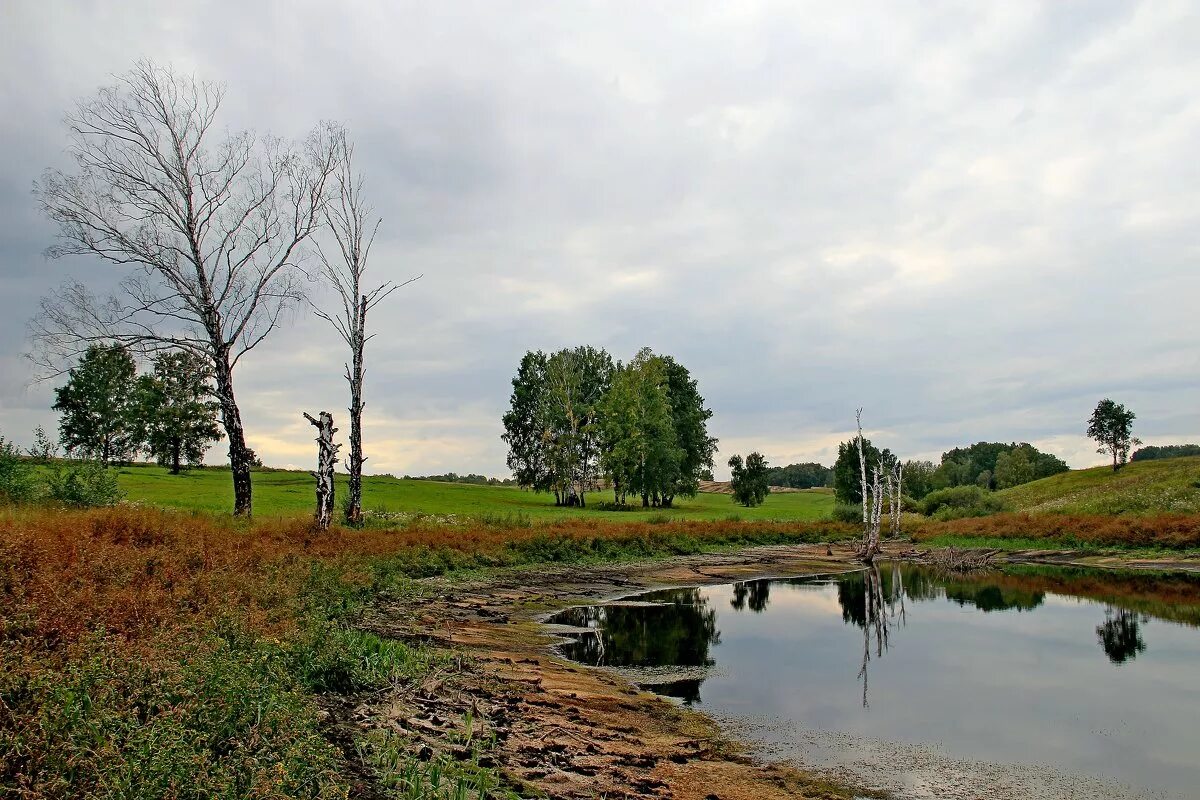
[{"xmin": 548, "ymin": 565, "xmax": 1200, "ymax": 799}]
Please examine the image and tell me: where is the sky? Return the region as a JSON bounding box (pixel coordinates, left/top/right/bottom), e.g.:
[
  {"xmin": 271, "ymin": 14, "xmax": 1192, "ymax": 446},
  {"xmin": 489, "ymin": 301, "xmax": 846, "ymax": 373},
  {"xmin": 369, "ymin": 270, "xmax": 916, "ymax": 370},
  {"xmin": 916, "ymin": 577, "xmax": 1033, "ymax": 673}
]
[{"xmin": 1, "ymin": 1, "xmax": 1198, "ymax": 479}]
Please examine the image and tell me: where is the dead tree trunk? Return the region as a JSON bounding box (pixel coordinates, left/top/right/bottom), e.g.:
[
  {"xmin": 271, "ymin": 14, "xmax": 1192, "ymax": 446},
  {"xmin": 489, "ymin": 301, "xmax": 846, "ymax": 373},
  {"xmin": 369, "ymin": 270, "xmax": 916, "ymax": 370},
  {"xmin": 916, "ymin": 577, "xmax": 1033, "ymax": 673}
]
[
  {"xmin": 855, "ymin": 409, "xmax": 883, "ymax": 563},
  {"xmin": 304, "ymin": 411, "xmax": 341, "ymax": 530},
  {"xmin": 346, "ymin": 295, "xmax": 367, "ymax": 525},
  {"xmin": 312, "ymin": 130, "xmax": 420, "ymax": 526},
  {"xmin": 889, "ymin": 461, "xmax": 904, "ymax": 539}
]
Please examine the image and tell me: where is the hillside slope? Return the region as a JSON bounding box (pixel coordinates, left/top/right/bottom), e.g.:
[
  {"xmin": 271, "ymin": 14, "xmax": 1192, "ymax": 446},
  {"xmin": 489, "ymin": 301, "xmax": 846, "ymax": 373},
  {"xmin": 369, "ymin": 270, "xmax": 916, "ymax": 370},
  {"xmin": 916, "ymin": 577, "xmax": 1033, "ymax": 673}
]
[{"xmin": 998, "ymin": 456, "xmax": 1200, "ymax": 515}]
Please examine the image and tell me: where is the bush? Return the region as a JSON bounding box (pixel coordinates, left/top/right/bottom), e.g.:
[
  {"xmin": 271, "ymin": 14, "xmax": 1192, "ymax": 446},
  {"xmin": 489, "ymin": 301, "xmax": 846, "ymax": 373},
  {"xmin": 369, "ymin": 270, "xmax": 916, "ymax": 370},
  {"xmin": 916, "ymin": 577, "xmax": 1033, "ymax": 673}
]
[
  {"xmin": 831, "ymin": 502, "xmax": 863, "ymax": 524},
  {"xmin": 46, "ymin": 460, "xmax": 123, "ymax": 508},
  {"xmin": 0, "ymin": 435, "xmax": 38, "ymax": 503},
  {"xmin": 920, "ymin": 485, "xmax": 1009, "ymax": 520}
]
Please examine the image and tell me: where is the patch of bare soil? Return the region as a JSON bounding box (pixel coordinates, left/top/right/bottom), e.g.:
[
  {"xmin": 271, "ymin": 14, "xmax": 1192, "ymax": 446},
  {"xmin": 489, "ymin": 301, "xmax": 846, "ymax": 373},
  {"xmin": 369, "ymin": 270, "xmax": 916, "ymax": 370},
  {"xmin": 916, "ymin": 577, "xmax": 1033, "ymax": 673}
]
[{"xmin": 350, "ymin": 544, "xmax": 873, "ymax": 799}]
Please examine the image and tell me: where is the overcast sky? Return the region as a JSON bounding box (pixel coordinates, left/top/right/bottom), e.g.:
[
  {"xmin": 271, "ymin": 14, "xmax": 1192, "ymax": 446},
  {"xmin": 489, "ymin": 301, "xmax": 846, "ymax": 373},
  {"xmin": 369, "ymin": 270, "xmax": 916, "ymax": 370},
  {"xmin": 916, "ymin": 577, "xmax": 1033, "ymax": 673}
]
[{"xmin": 1, "ymin": 1, "xmax": 1198, "ymax": 478}]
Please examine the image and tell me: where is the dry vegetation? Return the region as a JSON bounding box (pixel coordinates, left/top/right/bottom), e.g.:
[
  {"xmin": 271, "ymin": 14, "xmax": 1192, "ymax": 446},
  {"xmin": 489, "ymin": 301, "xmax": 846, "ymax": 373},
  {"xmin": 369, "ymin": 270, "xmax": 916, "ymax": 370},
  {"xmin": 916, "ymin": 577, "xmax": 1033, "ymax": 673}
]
[
  {"xmin": 0, "ymin": 504, "xmax": 854, "ymax": 798},
  {"xmin": 912, "ymin": 511, "xmax": 1200, "ymax": 551}
]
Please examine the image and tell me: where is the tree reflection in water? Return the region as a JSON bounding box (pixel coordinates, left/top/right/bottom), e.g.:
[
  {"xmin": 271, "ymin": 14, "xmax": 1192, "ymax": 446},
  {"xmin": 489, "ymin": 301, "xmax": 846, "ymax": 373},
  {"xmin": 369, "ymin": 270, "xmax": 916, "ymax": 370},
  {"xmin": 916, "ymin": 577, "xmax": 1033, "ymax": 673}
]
[
  {"xmin": 556, "ymin": 588, "xmax": 721, "ymax": 669},
  {"xmin": 1097, "ymin": 606, "xmax": 1147, "ymax": 664},
  {"xmin": 730, "ymin": 579, "xmax": 771, "ymax": 612}
]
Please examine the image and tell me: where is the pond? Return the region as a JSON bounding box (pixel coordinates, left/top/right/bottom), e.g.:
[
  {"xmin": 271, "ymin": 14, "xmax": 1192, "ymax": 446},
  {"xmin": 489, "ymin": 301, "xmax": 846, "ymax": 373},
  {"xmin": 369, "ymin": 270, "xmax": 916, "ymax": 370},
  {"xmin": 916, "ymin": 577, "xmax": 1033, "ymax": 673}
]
[{"xmin": 547, "ymin": 564, "xmax": 1200, "ymax": 800}]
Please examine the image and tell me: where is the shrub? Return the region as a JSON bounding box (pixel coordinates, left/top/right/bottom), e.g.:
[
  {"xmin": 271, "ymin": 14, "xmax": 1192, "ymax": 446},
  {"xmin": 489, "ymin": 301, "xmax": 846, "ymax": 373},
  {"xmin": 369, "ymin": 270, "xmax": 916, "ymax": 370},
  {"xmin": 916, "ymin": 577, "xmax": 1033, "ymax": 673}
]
[
  {"xmin": 46, "ymin": 460, "xmax": 123, "ymax": 508},
  {"xmin": 0, "ymin": 435, "xmax": 38, "ymax": 503},
  {"xmin": 920, "ymin": 485, "xmax": 1009, "ymax": 520},
  {"xmin": 830, "ymin": 502, "xmax": 863, "ymax": 524}
]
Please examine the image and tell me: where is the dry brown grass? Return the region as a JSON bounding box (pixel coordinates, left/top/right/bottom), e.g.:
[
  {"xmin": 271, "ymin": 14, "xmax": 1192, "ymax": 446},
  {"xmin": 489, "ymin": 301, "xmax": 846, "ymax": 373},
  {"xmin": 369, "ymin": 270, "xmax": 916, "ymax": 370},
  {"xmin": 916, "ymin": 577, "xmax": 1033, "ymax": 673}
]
[
  {"xmin": 912, "ymin": 511, "xmax": 1200, "ymax": 549},
  {"xmin": 0, "ymin": 504, "xmax": 852, "ymax": 651}
]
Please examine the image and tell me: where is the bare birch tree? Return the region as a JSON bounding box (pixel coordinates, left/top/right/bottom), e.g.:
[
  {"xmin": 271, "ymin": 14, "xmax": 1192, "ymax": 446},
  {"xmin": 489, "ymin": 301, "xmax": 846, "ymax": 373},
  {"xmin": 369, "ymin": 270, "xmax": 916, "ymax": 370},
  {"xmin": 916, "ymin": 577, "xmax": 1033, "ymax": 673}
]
[
  {"xmin": 312, "ymin": 130, "xmax": 419, "ymax": 525},
  {"xmin": 29, "ymin": 61, "xmax": 341, "ymax": 515},
  {"xmin": 855, "ymin": 409, "xmax": 884, "ymax": 562}
]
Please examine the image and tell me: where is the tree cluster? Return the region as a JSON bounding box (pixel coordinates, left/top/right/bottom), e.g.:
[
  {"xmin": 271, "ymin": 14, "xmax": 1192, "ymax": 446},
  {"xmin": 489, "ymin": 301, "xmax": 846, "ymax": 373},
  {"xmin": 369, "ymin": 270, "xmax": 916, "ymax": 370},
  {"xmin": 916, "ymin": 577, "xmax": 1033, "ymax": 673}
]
[
  {"xmin": 763, "ymin": 461, "xmax": 830, "ymax": 489},
  {"xmin": 932, "ymin": 441, "xmax": 1068, "ymax": 491},
  {"xmin": 728, "ymin": 452, "xmax": 770, "ymax": 507},
  {"xmin": 502, "ymin": 347, "xmax": 716, "ymax": 508},
  {"xmin": 1131, "ymin": 444, "xmax": 1200, "ymax": 462},
  {"xmin": 53, "ymin": 344, "xmax": 222, "ymax": 473}
]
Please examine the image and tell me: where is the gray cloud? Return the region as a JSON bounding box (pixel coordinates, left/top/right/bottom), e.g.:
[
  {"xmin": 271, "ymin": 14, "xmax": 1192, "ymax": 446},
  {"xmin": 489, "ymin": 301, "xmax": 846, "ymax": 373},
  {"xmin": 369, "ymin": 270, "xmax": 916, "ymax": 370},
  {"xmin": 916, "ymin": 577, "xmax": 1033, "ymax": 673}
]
[{"xmin": 1, "ymin": 0, "xmax": 1197, "ymax": 478}]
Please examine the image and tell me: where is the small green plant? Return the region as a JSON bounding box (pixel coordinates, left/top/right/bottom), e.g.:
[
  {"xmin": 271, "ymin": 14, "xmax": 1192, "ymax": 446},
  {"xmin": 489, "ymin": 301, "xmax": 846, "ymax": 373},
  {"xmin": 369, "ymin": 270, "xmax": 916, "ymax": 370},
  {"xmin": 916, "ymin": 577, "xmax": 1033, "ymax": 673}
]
[
  {"xmin": 0, "ymin": 434, "xmax": 39, "ymax": 503},
  {"xmin": 46, "ymin": 460, "xmax": 123, "ymax": 508}
]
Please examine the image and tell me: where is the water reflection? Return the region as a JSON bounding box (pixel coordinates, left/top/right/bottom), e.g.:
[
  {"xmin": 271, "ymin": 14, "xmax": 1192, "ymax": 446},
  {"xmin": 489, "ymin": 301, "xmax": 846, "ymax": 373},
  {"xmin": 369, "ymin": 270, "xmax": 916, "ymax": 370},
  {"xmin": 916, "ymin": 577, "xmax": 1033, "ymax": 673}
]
[
  {"xmin": 730, "ymin": 579, "xmax": 772, "ymax": 612},
  {"xmin": 1096, "ymin": 607, "xmax": 1147, "ymax": 664},
  {"xmin": 547, "ymin": 565, "xmax": 1200, "ymax": 798},
  {"xmin": 556, "ymin": 588, "xmax": 720, "ymax": 670}
]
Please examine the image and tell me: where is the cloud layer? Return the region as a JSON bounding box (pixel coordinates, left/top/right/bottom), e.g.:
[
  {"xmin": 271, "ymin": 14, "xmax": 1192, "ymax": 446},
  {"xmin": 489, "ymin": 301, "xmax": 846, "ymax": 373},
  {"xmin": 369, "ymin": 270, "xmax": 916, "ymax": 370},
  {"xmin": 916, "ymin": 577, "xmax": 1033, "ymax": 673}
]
[{"xmin": 2, "ymin": 1, "xmax": 1198, "ymax": 477}]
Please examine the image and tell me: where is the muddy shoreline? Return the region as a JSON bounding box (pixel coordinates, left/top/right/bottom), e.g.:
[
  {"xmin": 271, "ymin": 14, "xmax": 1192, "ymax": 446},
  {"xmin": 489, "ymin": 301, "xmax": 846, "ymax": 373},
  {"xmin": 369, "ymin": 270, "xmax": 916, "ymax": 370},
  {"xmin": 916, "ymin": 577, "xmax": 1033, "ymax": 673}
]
[{"xmin": 344, "ymin": 544, "xmax": 1200, "ymax": 798}]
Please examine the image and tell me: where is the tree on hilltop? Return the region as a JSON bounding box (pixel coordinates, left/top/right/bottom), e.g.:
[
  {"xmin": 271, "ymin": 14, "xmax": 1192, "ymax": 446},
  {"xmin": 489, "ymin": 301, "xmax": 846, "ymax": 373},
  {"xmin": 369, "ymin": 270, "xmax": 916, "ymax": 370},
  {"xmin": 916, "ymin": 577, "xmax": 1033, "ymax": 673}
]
[{"xmin": 1087, "ymin": 399, "xmax": 1141, "ymax": 472}]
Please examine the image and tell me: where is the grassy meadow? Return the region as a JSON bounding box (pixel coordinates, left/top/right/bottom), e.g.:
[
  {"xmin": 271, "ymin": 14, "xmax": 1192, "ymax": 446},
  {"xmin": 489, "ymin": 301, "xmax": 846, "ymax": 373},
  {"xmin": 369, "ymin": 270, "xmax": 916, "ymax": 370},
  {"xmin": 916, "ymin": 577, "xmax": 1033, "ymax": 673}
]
[
  {"xmin": 113, "ymin": 463, "xmax": 837, "ymax": 521},
  {"xmin": 998, "ymin": 456, "xmax": 1200, "ymax": 515}
]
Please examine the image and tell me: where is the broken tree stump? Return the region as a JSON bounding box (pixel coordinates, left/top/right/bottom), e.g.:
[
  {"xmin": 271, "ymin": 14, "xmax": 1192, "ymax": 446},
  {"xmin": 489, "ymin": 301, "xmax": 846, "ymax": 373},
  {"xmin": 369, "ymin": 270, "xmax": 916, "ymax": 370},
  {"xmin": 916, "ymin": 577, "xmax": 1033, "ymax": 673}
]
[{"xmin": 303, "ymin": 411, "xmax": 341, "ymax": 529}]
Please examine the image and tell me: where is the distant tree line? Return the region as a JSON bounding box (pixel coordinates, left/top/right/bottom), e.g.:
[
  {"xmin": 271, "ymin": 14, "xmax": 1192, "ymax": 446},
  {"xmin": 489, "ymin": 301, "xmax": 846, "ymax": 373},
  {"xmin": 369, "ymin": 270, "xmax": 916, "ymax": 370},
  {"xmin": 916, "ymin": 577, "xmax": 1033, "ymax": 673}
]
[
  {"xmin": 763, "ymin": 462, "xmax": 831, "ymax": 489},
  {"xmin": 404, "ymin": 472, "xmax": 516, "ymax": 486},
  {"xmin": 502, "ymin": 346, "xmax": 716, "ymax": 508},
  {"xmin": 832, "ymin": 438, "xmax": 1068, "ymax": 504},
  {"xmin": 1131, "ymin": 444, "xmax": 1200, "ymax": 462},
  {"xmin": 51, "ymin": 343, "xmax": 222, "ymax": 473}
]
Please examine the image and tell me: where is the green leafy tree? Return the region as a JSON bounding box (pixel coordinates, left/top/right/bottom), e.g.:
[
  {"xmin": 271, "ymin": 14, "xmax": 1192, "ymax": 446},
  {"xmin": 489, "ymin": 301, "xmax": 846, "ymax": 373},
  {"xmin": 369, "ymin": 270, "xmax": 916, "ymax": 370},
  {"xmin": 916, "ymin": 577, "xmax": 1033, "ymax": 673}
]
[
  {"xmin": 52, "ymin": 344, "xmax": 138, "ymax": 465},
  {"xmin": 994, "ymin": 448, "xmax": 1034, "ymax": 489},
  {"xmin": 134, "ymin": 351, "xmax": 223, "ymax": 474},
  {"xmin": 543, "ymin": 346, "xmax": 613, "ymax": 506},
  {"xmin": 901, "ymin": 459, "xmax": 936, "ymax": 499},
  {"xmin": 833, "ymin": 437, "xmax": 894, "ymax": 504},
  {"xmin": 729, "ymin": 452, "xmax": 770, "ymax": 507},
  {"xmin": 502, "ymin": 351, "xmax": 553, "ymax": 495},
  {"xmin": 1088, "ymin": 399, "xmax": 1141, "ymax": 472},
  {"xmin": 659, "ymin": 355, "xmax": 716, "ymax": 507},
  {"xmin": 599, "ymin": 351, "xmax": 681, "ymax": 507},
  {"xmin": 764, "ymin": 462, "xmax": 832, "ymax": 489}
]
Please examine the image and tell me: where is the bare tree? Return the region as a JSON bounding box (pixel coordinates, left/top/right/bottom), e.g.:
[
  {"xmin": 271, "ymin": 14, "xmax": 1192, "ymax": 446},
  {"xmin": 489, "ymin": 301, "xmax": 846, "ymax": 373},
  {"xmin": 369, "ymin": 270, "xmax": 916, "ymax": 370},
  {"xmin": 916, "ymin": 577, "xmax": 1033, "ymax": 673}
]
[
  {"xmin": 303, "ymin": 411, "xmax": 341, "ymax": 529},
  {"xmin": 30, "ymin": 61, "xmax": 341, "ymax": 515},
  {"xmin": 312, "ymin": 131, "xmax": 419, "ymax": 525},
  {"xmin": 855, "ymin": 409, "xmax": 884, "ymax": 563}
]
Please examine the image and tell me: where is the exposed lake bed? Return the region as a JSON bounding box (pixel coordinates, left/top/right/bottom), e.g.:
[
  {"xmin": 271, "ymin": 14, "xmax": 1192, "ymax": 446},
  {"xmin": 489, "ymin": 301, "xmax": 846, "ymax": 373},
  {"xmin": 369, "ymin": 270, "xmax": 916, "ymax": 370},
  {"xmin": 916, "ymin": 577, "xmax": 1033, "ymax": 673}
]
[{"xmin": 548, "ymin": 564, "xmax": 1200, "ymax": 799}]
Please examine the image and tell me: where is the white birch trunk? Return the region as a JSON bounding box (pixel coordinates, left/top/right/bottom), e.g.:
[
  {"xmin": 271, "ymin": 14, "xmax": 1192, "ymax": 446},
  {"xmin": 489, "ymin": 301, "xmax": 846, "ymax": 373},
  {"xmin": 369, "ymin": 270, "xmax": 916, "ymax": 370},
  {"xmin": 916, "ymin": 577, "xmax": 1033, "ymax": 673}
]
[{"xmin": 304, "ymin": 411, "xmax": 341, "ymax": 530}]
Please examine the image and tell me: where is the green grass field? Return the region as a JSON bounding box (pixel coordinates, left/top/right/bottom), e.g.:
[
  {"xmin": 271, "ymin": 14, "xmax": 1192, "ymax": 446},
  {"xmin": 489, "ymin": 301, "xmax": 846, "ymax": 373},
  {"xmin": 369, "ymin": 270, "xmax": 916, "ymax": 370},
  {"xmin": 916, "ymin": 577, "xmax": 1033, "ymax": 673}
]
[
  {"xmin": 113, "ymin": 463, "xmax": 837, "ymax": 522},
  {"xmin": 998, "ymin": 456, "xmax": 1200, "ymax": 515}
]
